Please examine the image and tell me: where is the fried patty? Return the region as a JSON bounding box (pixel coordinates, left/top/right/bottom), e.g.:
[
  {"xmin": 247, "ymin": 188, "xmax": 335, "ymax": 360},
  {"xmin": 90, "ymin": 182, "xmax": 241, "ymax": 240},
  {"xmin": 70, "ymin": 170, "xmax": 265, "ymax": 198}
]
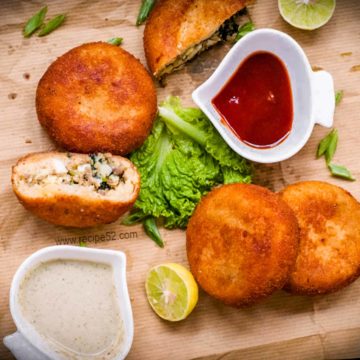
[
  {"xmin": 279, "ymin": 181, "xmax": 360, "ymax": 295},
  {"xmin": 36, "ymin": 42, "xmax": 157, "ymax": 155},
  {"xmin": 186, "ymin": 184, "xmax": 299, "ymax": 307},
  {"xmin": 144, "ymin": 0, "xmax": 250, "ymax": 79},
  {"xmin": 12, "ymin": 152, "xmax": 140, "ymax": 227}
]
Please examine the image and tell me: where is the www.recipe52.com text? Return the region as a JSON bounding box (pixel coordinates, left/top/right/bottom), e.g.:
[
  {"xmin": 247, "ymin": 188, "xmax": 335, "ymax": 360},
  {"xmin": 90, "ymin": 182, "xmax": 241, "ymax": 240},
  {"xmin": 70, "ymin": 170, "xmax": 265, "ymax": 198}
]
[{"xmin": 55, "ymin": 231, "xmax": 138, "ymax": 245}]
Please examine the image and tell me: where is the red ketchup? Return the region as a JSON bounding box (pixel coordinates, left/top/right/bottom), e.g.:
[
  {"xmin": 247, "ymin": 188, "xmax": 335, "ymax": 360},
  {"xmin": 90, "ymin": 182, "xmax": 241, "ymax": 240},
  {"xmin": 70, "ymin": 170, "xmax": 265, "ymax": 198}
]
[{"xmin": 212, "ymin": 51, "xmax": 293, "ymax": 149}]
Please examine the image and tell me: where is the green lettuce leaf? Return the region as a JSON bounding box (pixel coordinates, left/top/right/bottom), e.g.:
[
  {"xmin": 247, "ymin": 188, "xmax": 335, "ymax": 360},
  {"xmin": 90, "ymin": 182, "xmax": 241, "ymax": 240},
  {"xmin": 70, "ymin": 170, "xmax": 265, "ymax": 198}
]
[
  {"xmin": 129, "ymin": 96, "xmax": 252, "ymax": 236},
  {"xmin": 159, "ymin": 96, "xmax": 252, "ymax": 173},
  {"xmin": 161, "ymin": 134, "xmax": 220, "ymax": 228},
  {"xmin": 130, "ymin": 120, "xmax": 172, "ymax": 219},
  {"xmin": 222, "ymin": 166, "xmax": 252, "ymax": 184}
]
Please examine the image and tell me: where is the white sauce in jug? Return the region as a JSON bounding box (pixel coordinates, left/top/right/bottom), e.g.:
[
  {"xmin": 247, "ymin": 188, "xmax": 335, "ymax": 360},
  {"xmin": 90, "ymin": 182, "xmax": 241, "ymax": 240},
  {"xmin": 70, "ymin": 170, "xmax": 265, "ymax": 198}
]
[{"xmin": 18, "ymin": 259, "xmax": 124, "ymax": 359}]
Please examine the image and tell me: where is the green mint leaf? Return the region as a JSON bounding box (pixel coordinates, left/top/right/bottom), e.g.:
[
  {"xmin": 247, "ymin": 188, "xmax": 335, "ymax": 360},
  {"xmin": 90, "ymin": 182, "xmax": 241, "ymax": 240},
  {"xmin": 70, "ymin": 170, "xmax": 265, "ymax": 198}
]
[
  {"xmin": 107, "ymin": 37, "xmax": 123, "ymax": 46},
  {"xmin": 23, "ymin": 6, "xmax": 47, "ymax": 37},
  {"xmin": 235, "ymin": 21, "xmax": 255, "ymax": 41},
  {"xmin": 335, "ymin": 90, "xmax": 344, "ymax": 106},
  {"xmin": 38, "ymin": 14, "xmax": 66, "ymax": 36},
  {"xmin": 328, "ymin": 163, "xmax": 355, "ymax": 181}
]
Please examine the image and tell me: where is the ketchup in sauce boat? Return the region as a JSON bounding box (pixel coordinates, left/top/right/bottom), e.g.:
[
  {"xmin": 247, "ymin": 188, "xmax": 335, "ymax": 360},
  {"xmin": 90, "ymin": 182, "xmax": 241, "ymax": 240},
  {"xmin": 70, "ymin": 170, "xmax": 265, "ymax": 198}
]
[{"xmin": 212, "ymin": 51, "xmax": 293, "ymax": 149}]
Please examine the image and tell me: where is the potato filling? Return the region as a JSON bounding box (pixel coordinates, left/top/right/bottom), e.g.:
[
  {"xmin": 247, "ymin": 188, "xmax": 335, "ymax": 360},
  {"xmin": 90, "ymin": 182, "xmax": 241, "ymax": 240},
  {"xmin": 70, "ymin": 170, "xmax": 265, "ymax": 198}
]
[{"xmin": 22, "ymin": 153, "xmax": 125, "ymax": 194}]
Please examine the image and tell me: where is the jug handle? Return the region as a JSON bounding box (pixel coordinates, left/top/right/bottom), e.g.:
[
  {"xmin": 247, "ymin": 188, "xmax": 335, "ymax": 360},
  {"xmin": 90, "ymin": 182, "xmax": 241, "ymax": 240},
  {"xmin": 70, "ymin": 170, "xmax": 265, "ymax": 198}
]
[
  {"xmin": 3, "ymin": 331, "xmax": 48, "ymax": 360},
  {"xmin": 312, "ymin": 70, "xmax": 335, "ymax": 128}
]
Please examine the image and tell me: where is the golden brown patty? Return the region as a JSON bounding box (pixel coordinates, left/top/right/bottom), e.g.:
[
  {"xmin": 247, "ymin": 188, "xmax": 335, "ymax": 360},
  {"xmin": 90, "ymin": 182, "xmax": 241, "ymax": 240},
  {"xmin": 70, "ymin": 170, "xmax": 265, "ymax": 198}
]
[
  {"xmin": 279, "ymin": 181, "xmax": 360, "ymax": 295},
  {"xmin": 12, "ymin": 152, "xmax": 140, "ymax": 228},
  {"xmin": 187, "ymin": 184, "xmax": 299, "ymax": 307},
  {"xmin": 36, "ymin": 42, "xmax": 157, "ymax": 155},
  {"xmin": 144, "ymin": 0, "xmax": 250, "ymax": 79}
]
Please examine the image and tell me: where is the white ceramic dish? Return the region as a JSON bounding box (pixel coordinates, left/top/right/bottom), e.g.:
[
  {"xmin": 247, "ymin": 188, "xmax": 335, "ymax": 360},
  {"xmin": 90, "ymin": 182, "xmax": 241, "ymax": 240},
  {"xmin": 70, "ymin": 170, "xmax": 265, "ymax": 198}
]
[
  {"xmin": 3, "ymin": 246, "xmax": 134, "ymax": 360},
  {"xmin": 192, "ymin": 28, "xmax": 335, "ymax": 164}
]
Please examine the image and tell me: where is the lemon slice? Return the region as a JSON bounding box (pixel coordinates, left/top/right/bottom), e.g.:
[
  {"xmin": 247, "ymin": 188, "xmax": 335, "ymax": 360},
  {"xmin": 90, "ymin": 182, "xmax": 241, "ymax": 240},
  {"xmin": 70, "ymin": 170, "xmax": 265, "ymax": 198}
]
[
  {"xmin": 145, "ymin": 263, "xmax": 198, "ymax": 321},
  {"xmin": 278, "ymin": 0, "xmax": 336, "ymax": 30}
]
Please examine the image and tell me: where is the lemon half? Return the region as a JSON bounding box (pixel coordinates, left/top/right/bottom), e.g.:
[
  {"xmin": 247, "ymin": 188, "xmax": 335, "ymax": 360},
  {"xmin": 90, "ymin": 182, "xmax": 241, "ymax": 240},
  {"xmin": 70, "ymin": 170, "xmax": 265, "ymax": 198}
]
[
  {"xmin": 145, "ymin": 263, "xmax": 198, "ymax": 322},
  {"xmin": 278, "ymin": 0, "xmax": 336, "ymax": 30}
]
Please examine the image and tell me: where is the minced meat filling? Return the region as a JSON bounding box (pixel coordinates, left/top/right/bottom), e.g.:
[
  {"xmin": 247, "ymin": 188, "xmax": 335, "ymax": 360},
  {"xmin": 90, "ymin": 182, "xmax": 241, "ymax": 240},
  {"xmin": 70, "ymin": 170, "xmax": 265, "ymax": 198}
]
[{"xmin": 23, "ymin": 153, "xmax": 125, "ymax": 193}]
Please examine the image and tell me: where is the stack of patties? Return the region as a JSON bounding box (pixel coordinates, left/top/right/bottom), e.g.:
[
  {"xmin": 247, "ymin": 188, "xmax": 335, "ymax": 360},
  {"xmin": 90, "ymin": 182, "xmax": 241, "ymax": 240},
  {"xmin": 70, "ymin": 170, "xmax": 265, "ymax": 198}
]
[
  {"xmin": 12, "ymin": 42, "xmax": 157, "ymax": 227},
  {"xmin": 144, "ymin": 0, "xmax": 252, "ymax": 80},
  {"xmin": 187, "ymin": 181, "xmax": 360, "ymax": 307}
]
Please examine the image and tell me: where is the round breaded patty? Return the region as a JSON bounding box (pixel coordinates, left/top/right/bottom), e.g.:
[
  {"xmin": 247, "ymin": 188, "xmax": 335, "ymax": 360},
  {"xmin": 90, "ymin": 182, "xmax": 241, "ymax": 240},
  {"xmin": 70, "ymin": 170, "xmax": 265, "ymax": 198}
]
[
  {"xmin": 280, "ymin": 181, "xmax": 360, "ymax": 295},
  {"xmin": 36, "ymin": 42, "xmax": 157, "ymax": 155},
  {"xmin": 186, "ymin": 184, "xmax": 299, "ymax": 307}
]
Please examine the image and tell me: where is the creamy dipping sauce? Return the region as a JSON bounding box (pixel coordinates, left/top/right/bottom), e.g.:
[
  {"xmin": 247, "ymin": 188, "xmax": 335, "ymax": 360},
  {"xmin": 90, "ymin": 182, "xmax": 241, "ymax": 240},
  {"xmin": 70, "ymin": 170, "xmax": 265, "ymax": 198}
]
[{"xmin": 18, "ymin": 259, "xmax": 124, "ymax": 359}]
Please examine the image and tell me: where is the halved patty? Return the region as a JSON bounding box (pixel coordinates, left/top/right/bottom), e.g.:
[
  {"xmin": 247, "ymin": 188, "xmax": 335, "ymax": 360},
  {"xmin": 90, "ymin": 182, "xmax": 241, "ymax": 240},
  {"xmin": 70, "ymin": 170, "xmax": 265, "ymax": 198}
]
[
  {"xmin": 279, "ymin": 181, "xmax": 360, "ymax": 295},
  {"xmin": 12, "ymin": 152, "xmax": 140, "ymax": 227},
  {"xmin": 187, "ymin": 184, "xmax": 299, "ymax": 307},
  {"xmin": 36, "ymin": 42, "xmax": 157, "ymax": 155},
  {"xmin": 144, "ymin": 0, "xmax": 251, "ymax": 80}
]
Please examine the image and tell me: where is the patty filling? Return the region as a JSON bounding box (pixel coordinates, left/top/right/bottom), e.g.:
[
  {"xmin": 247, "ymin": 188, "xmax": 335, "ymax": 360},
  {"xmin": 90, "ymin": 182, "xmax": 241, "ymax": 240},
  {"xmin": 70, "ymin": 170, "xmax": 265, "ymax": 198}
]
[
  {"xmin": 157, "ymin": 9, "xmax": 247, "ymax": 79},
  {"xmin": 22, "ymin": 153, "xmax": 126, "ymax": 194}
]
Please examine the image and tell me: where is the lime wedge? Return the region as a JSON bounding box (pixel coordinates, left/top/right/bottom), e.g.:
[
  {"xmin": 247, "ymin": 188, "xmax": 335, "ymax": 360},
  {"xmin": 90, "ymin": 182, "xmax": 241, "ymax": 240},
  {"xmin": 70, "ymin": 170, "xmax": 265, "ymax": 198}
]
[
  {"xmin": 278, "ymin": 0, "xmax": 336, "ymax": 30},
  {"xmin": 145, "ymin": 263, "xmax": 198, "ymax": 321}
]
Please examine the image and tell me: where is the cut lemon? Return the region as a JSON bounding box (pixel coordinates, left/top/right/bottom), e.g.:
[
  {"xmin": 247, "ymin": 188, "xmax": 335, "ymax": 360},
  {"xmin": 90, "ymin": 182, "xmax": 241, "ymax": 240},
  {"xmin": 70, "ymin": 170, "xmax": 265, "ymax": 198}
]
[
  {"xmin": 278, "ymin": 0, "xmax": 336, "ymax": 30},
  {"xmin": 145, "ymin": 263, "xmax": 198, "ymax": 321}
]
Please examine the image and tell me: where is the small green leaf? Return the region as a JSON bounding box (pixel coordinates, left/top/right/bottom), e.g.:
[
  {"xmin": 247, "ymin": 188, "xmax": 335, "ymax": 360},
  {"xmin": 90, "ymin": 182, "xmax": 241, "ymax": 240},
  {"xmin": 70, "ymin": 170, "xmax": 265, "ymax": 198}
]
[
  {"xmin": 335, "ymin": 90, "xmax": 344, "ymax": 106},
  {"xmin": 122, "ymin": 210, "xmax": 148, "ymax": 225},
  {"xmin": 143, "ymin": 217, "xmax": 164, "ymax": 248},
  {"xmin": 317, "ymin": 129, "xmax": 337, "ymax": 159},
  {"xmin": 38, "ymin": 14, "xmax": 66, "ymax": 36},
  {"xmin": 23, "ymin": 6, "xmax": 48, "ymax": 38},
  {"xmin": 107, "ymin": 37, "xmax": 123, "ymax": 46},
  {"xmin": 235, "ymin": 21, "xmax": 255, "ymax": 42},
  {"xmin": 79, "ymin": 241, "xmax": 87, "ymax": 247},
  {"xmin": 328, "ymin": 163, "xmax": 355, "ymax": 181},
  {"xmin": 136, "ymin": 0, "xmax": 156, "ymax": 26}
]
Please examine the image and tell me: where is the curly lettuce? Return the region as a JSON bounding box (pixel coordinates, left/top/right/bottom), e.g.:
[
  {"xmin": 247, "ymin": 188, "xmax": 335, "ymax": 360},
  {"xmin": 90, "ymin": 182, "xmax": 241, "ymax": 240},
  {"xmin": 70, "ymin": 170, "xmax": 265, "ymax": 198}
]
[{"xmin": 125, "ymin": 96, "xmax": 252, "ymax": 245}]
